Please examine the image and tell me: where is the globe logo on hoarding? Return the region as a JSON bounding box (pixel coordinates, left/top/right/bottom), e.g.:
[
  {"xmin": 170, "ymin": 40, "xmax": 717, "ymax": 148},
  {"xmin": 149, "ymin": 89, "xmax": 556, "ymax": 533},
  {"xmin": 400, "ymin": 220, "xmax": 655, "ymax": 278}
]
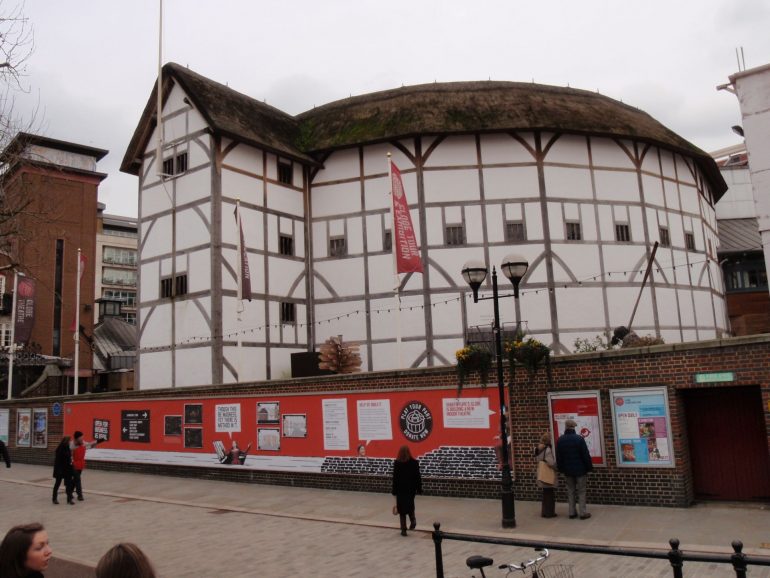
[{"xmin": 399, "ymin": 401, "xmax": 433, "ymax": 442}]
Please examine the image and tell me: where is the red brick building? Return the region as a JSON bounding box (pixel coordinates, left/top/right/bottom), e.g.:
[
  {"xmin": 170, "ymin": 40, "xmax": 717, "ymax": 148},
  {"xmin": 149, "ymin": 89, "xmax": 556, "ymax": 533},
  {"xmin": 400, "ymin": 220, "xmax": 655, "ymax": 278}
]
[{"xmin": 0, "ymin": 133, "xmax": 107, "ymax": 395}]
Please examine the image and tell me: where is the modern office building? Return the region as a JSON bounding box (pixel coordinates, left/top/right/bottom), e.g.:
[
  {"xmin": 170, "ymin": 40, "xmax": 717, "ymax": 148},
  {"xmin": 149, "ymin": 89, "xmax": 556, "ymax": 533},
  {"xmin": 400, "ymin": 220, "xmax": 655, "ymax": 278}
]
[
  {"xmin": 96, "ymin": 204, "xmax": 138, "ymax": 325},
  {"xmin": 122, "ymin": 63, "xmax": 728, "ymax": 389}
]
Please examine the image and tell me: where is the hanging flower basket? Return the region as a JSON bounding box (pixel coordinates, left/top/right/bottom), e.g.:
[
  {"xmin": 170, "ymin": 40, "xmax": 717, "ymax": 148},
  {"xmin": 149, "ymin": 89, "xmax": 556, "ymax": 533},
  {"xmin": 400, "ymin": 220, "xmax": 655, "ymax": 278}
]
[
  {"xmin": 455, "ymin": 345, "xmax": 492, "ymax": 391},
  {"xmin": 505, "ymin": 337, "xmax": 551, "ymax": 374}
]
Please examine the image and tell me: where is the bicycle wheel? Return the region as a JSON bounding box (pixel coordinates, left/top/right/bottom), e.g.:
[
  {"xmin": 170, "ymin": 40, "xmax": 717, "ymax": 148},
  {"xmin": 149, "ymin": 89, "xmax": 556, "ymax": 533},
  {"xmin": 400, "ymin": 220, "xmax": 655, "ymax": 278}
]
[{"xmin": 538, "ymin": 564, "xmax": 574, "ymax": 578}]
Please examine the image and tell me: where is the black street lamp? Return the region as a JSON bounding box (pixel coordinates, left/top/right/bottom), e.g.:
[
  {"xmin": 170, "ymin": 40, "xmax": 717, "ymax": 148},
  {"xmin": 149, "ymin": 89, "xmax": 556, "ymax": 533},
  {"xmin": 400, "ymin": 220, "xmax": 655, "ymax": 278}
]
[{"xmin": 461, "ymin": 254, "xmax": 529, "ymax": 529}]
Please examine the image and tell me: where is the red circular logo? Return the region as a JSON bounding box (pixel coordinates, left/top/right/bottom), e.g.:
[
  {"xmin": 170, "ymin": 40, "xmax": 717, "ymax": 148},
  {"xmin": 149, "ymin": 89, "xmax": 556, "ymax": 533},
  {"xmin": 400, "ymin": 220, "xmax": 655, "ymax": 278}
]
[
  {"xmin": 18, "ymin": 279, "xmax": 34, "ymax": 298},
  {"xmin": 615, "ymin": 398, "xmax": 624, "ymax": 406}
]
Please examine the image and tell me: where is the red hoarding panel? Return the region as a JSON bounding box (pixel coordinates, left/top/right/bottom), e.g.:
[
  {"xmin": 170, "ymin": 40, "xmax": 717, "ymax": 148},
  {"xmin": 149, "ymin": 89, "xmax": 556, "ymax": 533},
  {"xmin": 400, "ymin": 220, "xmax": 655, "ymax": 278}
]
[{"xmin": 548, "ymin": 391, "xmax": 605, "ymax": 466}]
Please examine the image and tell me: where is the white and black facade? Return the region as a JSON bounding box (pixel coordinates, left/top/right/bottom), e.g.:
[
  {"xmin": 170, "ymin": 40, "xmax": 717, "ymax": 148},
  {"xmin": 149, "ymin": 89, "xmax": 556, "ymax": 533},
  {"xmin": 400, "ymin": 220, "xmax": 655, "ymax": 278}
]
[{"xmin": 122, "ymin": 64, "xmax": 728, "ymax": 389}]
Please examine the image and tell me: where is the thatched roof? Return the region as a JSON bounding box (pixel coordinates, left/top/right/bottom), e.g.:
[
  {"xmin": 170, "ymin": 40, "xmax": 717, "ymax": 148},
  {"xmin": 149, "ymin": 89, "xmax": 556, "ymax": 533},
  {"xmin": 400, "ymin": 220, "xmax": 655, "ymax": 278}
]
[{"xmin": 121, "ymin": 64, "xmax": 726, "ymax": 199}]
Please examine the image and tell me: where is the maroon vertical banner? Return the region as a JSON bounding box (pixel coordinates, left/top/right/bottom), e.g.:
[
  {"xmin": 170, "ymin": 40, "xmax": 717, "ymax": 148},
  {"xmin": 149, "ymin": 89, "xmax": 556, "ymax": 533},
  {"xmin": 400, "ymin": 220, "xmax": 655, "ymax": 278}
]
[
  {"xmin": 234, "ymin": 205, "xmax": 252, "ymax": 302},
  {"xmin": 390, "ymin": 161, "xmax": 423, "ymax": 274},
  {"xmin": 14, "ymin": 276, "xmax": 36, "ymax": 345}
]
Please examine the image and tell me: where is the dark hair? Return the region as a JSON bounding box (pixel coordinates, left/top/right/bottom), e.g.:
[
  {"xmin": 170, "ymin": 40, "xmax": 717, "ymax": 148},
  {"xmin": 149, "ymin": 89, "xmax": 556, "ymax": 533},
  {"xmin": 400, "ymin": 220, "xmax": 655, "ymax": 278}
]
[
  {"xmin": 59, "ymin": 436, "xmax": 71, "ymax": 445},
  {"xmin": 0, "ymin": 523, "xmax": 45, "ymax": 578},
  {"xmin": 396, "ymin": 445, "xmax": 413, "ymax": 462},
  {"xmin": 96, "ymin": 543, "xmax": 156, "ymax": 578},
  {"xmin": 73, "ymin": 431, "xmax": 84, "ymax": 440}
]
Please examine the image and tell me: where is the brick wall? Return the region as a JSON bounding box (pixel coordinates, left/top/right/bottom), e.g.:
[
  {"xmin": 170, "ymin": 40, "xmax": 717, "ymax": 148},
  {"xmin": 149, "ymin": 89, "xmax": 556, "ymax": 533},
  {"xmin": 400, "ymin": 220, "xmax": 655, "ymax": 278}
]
[{"xmin": 2, "ymin": 334, "xmax": 769, "ymax": 507}]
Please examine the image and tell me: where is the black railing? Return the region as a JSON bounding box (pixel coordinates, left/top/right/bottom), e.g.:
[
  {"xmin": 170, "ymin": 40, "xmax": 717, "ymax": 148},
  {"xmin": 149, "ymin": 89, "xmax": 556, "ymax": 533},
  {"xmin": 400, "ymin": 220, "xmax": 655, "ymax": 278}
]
[{"xmin": 432, "ymin": 522, "xmax": 770, "ymax": 578}]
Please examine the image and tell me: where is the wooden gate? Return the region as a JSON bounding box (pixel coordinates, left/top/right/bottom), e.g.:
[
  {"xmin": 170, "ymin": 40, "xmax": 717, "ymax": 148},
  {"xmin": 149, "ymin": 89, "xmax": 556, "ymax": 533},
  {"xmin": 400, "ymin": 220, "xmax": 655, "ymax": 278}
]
[{"xmin": 683, "ymin": 386, "xmax": 770, "ymax": 501}]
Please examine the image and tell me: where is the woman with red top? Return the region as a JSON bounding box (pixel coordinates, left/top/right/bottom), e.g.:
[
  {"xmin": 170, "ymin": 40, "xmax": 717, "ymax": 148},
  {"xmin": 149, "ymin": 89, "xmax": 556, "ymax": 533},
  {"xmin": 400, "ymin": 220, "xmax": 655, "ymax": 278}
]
[{"xmin": 71, "ymin": 431, "xmax": 101, "ymax": 502}]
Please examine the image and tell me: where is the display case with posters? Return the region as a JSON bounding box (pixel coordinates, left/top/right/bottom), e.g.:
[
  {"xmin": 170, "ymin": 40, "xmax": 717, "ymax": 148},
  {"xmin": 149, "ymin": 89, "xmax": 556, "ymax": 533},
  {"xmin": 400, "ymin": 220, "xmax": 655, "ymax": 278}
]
[
  {"xmin": 548, "ymin": 391, "xmax": 606, "ymax": 466},
  {"xmin": 0, "ymin": 408, "xmax": 9, "ymax": 444},
  {"xmin": 610, "ymin": 386, "xmax": 674, "ymax": 468},
  {"xmin": 16, "ymin": 409, "xmax": 31, "ymax": 447},
  {"xmin": 32, "ymin": 408, "xmax": 48, "ymax": 448}
]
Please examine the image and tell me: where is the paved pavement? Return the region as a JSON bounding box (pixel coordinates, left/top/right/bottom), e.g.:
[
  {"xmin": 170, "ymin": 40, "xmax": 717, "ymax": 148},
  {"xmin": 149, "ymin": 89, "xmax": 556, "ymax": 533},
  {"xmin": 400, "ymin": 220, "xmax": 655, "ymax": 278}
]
[{"xmin": 1, "ymin": 464, "xmax": 769, "ymax": 577}]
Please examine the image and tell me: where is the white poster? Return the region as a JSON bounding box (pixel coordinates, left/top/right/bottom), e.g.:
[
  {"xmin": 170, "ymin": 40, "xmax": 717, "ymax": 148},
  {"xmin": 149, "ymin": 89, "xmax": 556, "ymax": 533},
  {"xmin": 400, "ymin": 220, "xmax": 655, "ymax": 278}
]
[
  {"xmin": 215, "ymin": 404, "xmax": 241, "ymax": 433},
  {"xmin": 0, "ymin": 408, "xmax": 8, "ymax": 444},
  {"xmin": 443, "ymin": 398, "xmax": 492, "ymax": 429},
  {"xmin": 357, "ymin": 399, "xmax": 392, "ymax": 441},
  {"xmin": 322, "ymin": 398, "xmax": 349, "ymax": 451}
]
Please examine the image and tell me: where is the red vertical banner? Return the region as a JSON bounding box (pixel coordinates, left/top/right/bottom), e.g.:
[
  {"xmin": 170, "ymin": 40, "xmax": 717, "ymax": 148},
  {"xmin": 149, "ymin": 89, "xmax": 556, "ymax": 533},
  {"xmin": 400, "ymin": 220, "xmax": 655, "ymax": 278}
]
[
  {"xmin": 14, "ymin": 276, "xmax": 35, "ymax": 345},
  {"xmin": 234, "ymin": 204, "xmax": 252, "ymax": 301},
  {"xmin": 390, "ymin": 161, "xmax": 423, "ymax": 274}
]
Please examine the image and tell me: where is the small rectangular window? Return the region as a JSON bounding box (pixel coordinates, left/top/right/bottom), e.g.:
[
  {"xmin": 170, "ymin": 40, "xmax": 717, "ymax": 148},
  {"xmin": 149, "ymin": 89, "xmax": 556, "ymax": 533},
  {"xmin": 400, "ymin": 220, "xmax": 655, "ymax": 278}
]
[
  {"xmin": 445, "ymin": 225, "xmax": 465, "ymax": 246},
  {"xmin": 277, "ymin": 160, "xmax": 293, "ymax": 185},
  {"xmin": 685, "ymin": 232, "xmax": 696, "ymax": 251},
  {"xmin": 383, "ymin": 230, "xmax": 392, "ymax": 252},
  {"xmin": 329, "ymin": 236, "xmax": 347, "ymax": 257},
  {"xmin": 160, "ymin": 277, "xmax": 173, "ymax": 299},
  {"xmin": 162, "ymin": 157, "xmax": 174, "ymax": 177},
  {"xmin": 280, "ymin": 302, "xmax": 296, "ymax": 324},
  {"xmin": 175, "ymin": 152, "xmax": 188, "ymax": 174},
  {"xmin": 659, "ymin": 227, "xmax": 670, "ymax": 247},
  {"xmin": 175, "ymin": 274, "xmax": 188, "ymax": 297},
  {"xmin": 505, "ymin": 221, "xmax": 526, "ymax": 242},
  {"xmin": 615, "ymin": 223, "xmax": 631, "ymax": 243},
  {"xmin": 566, "ymin": 221, "xmax": 582, "ymax": 241},
  {"xmin": 279, "ymin": 234, "xmax": 294, "ymax": 256}
]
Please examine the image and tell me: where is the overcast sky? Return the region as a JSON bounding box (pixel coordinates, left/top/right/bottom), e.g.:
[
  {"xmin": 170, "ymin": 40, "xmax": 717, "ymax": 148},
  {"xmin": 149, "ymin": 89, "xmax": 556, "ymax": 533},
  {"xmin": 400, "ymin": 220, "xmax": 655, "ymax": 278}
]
[{"xmin": 12, "ymin": 0, "xmax": 770, "ymax": 217}]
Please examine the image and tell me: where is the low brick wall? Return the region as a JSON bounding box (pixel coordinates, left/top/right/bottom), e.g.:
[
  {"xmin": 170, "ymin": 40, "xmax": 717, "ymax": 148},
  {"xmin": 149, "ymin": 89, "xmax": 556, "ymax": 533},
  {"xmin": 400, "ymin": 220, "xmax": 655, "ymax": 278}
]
[{"xmin": 2, "ymin": 334, "xmax": 769, "ymax": 507}]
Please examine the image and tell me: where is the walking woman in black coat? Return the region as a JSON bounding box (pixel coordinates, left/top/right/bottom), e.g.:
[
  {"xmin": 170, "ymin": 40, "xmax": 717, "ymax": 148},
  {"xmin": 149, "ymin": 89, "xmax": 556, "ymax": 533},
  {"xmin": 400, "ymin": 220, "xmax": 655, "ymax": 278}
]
[
  {"xmin": 52, "ymin": 436, "xmax": 74, "ymax": 505},
  {"xmin": 392, "ymin": 445, "xmax": 422, "ymax": 536}
]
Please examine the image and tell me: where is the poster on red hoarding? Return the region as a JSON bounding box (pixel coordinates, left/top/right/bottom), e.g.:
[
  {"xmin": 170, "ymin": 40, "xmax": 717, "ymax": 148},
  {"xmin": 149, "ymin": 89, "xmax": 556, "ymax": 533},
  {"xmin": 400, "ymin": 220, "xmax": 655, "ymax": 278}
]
[{"xmin": 548, "ymin": 390, "xmax": 605, "ymax": 466}]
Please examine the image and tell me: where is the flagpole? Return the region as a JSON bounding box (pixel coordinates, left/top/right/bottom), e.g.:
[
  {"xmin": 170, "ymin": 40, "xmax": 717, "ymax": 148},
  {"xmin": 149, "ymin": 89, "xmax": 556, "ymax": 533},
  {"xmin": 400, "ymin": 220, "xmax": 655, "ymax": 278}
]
[
  {"xmin": 387, "ymin": 153, "xmax": 403, "ymax": 369},
  {"xmin": 156, "ymin": 0, "xmax": 164, "ymax": 177},
  {"xmin": 74, "ymin": 248, "xmax": 81, "ymax": 395},
  {"xmin": 236, "ymin": 199, "xmax": 243, "ymax": 381},
  {"xmin": 6, "ymin": 271, "xmax": 18, "ymax": 400}
]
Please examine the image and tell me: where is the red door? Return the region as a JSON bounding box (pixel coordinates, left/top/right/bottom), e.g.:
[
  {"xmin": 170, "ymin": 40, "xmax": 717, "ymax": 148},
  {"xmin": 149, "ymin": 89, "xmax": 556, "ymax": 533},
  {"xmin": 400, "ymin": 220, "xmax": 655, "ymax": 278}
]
[{"xmin": 684, "ymin": 386, "xmax": 770, "ymax": 501}]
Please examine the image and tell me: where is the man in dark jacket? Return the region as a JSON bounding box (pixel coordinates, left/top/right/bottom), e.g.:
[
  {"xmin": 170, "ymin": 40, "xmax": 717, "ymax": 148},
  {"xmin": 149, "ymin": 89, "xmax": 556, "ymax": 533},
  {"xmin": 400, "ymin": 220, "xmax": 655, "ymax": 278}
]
[
  {"xmin": 555, "ymin": 419, "xmax": 593, "ymax": 519},
  {"xmin": 0, "ymin": 439, "xmax": 10, "ymax": 468}
]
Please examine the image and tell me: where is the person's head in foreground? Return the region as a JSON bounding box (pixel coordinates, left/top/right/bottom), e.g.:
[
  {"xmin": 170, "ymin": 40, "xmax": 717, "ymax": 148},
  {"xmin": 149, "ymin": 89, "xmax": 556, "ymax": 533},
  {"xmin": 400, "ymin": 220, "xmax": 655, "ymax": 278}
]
[
  {"xmin": 96, "ymin": 543, "xmax": 157, "ymax": 578},
  {"xmin": 0, "ymin": 523, "xmax": 53, "ymax": 578}
]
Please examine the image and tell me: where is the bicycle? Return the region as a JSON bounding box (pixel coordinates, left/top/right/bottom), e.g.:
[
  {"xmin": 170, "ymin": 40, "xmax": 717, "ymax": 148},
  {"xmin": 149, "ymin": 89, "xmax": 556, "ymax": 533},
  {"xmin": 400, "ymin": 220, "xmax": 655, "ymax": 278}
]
[{"xmin": 466, "ymin": 547, "xmax": 574, "ymax": 578}]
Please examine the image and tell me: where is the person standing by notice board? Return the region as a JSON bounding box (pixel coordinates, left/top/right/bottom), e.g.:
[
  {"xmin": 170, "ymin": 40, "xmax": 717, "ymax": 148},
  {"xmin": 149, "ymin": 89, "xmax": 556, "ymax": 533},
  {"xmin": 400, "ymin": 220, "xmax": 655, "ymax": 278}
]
[
  {"xmin": 71, "ymin": 431, "xmax": 102, "ymax": 502},
  {"xmin": 0, "ymin": 439, "xmax": 10, "ymax": 469}
]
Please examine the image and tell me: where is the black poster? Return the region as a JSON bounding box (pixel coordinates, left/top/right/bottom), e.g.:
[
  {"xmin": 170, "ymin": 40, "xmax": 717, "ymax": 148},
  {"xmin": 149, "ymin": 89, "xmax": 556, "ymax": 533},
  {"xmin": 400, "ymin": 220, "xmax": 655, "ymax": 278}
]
[
  {"xmin": 93, "ymin": 419, "xmax": 110, "ymax": 442},
  {"xmin": 121, "ymin": 410, "xmax": 151, "ymax": 443}
]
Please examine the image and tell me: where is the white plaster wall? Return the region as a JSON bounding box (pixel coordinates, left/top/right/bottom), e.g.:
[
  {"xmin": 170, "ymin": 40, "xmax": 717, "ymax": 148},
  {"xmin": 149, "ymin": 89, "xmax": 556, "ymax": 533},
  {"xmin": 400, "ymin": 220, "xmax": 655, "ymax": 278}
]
[
  {"xmin": 138, "ymin": 351, "xmax": 173, "ymax": 389},
  {"xmin": 174, "ymin": 347, "xmax": 213, "ymax": 387},
  {"xmin": 222, "ymin": 140, "xmax": 264, "ymax": 176},
  {"xmin": 555, "ymin": 287, "xmax": 604, "ymax": 328},
  {"xmin": 314, "ymin": 301, "xmax": 367, "ymax": 342},
  {"xmin": 142, "ymin": 183, "xmax": 174, "ymax": 217},
  {"xmin": 224, "ymin": 346, "xmax": 267, "ymax": 382},
  {"xmin": 176, "ymin": 206, "xmax": 210, "ymax": 251},
  {"xmin": 679, "ymin": 184, "xmax": 700, "ymax": 215},
  {"xmin": 424, "ymin": 136, "xmax": 477, "ymax": 167},
  {"xmin": 363, "ymin": 142, "xmax": 413, "ymax": 175},
  {"xmin": 314, "ymin": 259, "xmax": 366, "ymax": 297},
  {"xmin": 642, "ymin": 174, "xmax": 664, "ymax": 208},
  {"xmin": 141, "ymin": 302, "xmax": 172, "ymax": 350},
  {"xmin": 591, "ymin": 138, "xmax": 635, "ymax": 169},
  {"xmin": 267, "ymin": 186, "xmax": 304, "ymax": 217},
  {"xmin": 175, "ymin": 297, "xmax": 210, "ymax": 344},
  {"xmin": 479, "ymin": 133, "xmax": 534, "ymax": 164},
  {"xmin": 267, "ymin": 257, "xmax": 306, "ymax": 298},
  {"xmin": 363, "ymin": 176, "xmax": 390, "ymax": 211},
  {"xmin": 716, "ymin": 167, "xmax": 756, "ymax": 219},
  {"xmin": 314, "ymin": 148, "xmax": 360, "ymax": 183},
  {"xmin": 175, "ymin": 168, "xmax": 213, "ymax": 206},
  {"xmin": 424, "ymin": 169, "xmax": 479, "ymax": 203},
  {"xmin": 312, "ymin": 181, "xmax": 361, "ymax": 217},
  {"xmin": 594, "ymin": 170, "xmax": 639, "ymax": 202},
  {"xmin": 546, "ymin": 134, "xmax": 590, "ymax": 165},
  {"xmin": 483, "ymin": 167, "xmax": 539, "ymax": 200},
  {"xmin": 141, "ymin": 215, "xmax": 172, "ymax": 259},
  {"xmin": 544, "ymin": 167, "xmax": 593, "ymax": 199},
  {"xmin": 223, "ymin": 169, "xmax": 264, "ymax": 208},
  {"xmin": 222, "ymin": 296, "xmax": 267, "ymax": 343},
  {"xmin": 371, "ymin": 340, "xmax": 428, "ymax": 371}
]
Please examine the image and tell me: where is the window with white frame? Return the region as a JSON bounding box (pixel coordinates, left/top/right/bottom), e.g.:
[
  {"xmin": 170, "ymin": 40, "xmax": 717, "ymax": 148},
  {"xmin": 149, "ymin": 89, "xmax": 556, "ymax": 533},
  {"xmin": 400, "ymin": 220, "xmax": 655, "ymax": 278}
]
[
  {"xmin": 445, "ymin": 224, "xmax": 465, "ymax": 246},
  {"xmin": 103, "ymin": 246, "xmax": 137, "ymax": 266},
  {"xmin": 102, "ymin": 268, "xmax": 137, "ymax": 287},
  {"xmin": 615, "ymin": 223, "xmax": 631, "ymax": 243},
  {"xmin": 102, "ymin": 289, "xmax": 136, "ymax": 308},
  {"xmin": 659, "ymin": 227, "xmax": 670, "ymax": 247},
  {"xmin": 329, "ymin": 236, "xmax": 347, "ymax": 257},
  {"xmin": 685, "ymin": 232, "xmax": 696, "ymax": 251},
  {"xmin": 566, "ymin": 221, "xmax": 582, "ymax": 241},
  {"xmin": 280, "ymin": 302, "xmax": 296, "ymax": 324},
  {"xmin": 162, "ymin": 151, "xmax": 188, "ymax": 179},
  {"xmin": 505, "ymin": 221, "xmax": 526, "ymax": 243}
]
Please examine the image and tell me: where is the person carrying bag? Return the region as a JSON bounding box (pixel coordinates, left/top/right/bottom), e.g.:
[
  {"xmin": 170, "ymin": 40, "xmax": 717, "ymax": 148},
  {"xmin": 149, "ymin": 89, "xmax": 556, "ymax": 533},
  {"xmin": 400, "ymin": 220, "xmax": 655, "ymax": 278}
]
[{"xmin": 535, "ymin": 432, "xmax": 557, "ymax": 518}]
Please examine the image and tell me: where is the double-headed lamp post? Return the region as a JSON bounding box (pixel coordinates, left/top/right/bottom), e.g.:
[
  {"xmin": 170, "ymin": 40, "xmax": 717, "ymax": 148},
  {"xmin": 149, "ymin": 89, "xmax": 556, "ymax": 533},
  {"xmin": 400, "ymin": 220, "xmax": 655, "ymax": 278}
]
[{"xmin": 461, "ymin": 254, "xmax": 528, "ymax": 529}]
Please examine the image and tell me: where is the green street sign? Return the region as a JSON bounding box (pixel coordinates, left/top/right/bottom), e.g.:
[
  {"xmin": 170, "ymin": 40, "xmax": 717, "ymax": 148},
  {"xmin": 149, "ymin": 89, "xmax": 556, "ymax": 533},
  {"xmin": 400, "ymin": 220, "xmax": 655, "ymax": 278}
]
[{"xmin": 694, "ymin": 371, "xmax": 735, "ymax": 384}]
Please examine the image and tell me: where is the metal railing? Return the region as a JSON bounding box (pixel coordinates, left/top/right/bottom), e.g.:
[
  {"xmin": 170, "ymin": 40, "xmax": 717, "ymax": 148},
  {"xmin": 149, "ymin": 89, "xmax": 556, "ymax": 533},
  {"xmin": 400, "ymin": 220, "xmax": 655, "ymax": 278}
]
[{"xmin": 432, "ymin": 522, "xmax": 770, "ymax": 578}]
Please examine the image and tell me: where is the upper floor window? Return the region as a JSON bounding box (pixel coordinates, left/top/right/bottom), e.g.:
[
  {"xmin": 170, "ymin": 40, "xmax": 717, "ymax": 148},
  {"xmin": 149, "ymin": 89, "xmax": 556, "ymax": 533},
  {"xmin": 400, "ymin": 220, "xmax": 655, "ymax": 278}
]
[
  {"xmin": 685, "ymin": 232, "xmax": 696, "ymax": 252},
  {"xmin": 723, "ymin": 259, "xmax": 768, "ymax": 293},
  {"xmin": 104, "ymin": 227, "xmax": 138, "ymax": 239},
  {"xmin": 383, "ymin": 230, "xmax": 392, "ymax": 252},
  {"xmin": 277, "ymin": 159, "xmax": 293, "ymax": 185},
  {"xmin": 445, "ymin": 224, "xmax": 465, "ymax": 246},
  {"xmin": 103, "ymin": 246, "xmax": 137, "ymax": 266},
  {"xmin": 102, "ymin": 268, "xmax": 137, "ymax": 287},
  {"xmin": 162, "ymin": 151, "xmax": 188, "ymax": 179},
  {"xmin": 102, "ymin": 289, "xmax": 136, "ymax": 308},
  {"xmin": 659, "ymin": 227, "xmax": 670, "ymax": 247},
  {"xmin": 160, "ymin": 273, "xmax": 188, "ymax": 299},
  {"xmin": 280, "ymin": 302, "xmax": 296, "ymax": 324},
  {"xmin": 566, "ymin": 221, "xmax": 582, "ymax": 241},
  {"xmin": 505, "ymin": 221, "xmax": 526, "ymax": 243},
  {"xmin": 329, "ymin": 236, "xmax": 347, "ymax": 258},
  {"xmin": 615, "ymin": 223, "xmax": 631, "ymax": 243},
  {"xmin": 279, "ymin": 234, "xmax": 294, "ymax": 256}
]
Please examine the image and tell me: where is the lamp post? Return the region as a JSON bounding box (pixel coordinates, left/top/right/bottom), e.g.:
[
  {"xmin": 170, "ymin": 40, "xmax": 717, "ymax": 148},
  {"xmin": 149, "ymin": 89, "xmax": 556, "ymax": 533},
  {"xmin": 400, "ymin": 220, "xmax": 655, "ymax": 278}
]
[{"xmin": 462, "ymin": 254, "xmax": 528, "ymax": 529}]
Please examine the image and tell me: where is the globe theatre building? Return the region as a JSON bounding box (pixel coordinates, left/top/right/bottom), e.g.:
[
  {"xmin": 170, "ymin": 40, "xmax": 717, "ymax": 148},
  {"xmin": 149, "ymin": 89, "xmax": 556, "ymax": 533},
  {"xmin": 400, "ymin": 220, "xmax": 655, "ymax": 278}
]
[{"xmin": 122, "ymin": 63, "xmax": 728, "ymax": 389}]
